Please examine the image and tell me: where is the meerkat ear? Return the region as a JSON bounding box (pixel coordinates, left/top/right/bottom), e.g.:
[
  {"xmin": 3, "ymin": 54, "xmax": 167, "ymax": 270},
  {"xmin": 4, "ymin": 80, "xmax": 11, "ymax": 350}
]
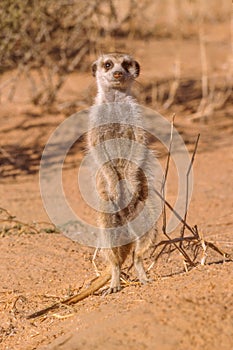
[
  {"xmin": 92, "ymin": 62, "xmax": 97, "ymax": 77},
  {"xmin": 134, "ymin": 61, "xmax": 140, "ymax": 78}
]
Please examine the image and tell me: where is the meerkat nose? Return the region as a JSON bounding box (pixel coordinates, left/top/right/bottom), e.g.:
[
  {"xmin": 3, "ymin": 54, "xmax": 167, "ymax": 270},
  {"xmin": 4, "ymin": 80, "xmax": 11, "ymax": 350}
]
[{"xmin": 113, "ymin": 71, "xmax": 123, "ymax": 79}]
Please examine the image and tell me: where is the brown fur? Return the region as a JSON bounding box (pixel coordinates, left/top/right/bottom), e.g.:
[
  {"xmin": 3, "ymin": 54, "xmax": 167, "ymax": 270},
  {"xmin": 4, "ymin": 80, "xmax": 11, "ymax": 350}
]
[
  {"xmin": 88, "ymin": 53, "xmax": 157, "ymax": 293},
  {"xmin": 27, "ymin": 54, "xmax": 158, "ymax": 319}
]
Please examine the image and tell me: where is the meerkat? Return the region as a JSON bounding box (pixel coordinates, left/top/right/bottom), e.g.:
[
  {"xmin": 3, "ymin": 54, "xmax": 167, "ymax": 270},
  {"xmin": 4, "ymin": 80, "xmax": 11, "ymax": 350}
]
[
  {"xmin": 87, "ymin": 53, "xmax": 158, "ymax": 293},
  {"xmin": 27, "ymin": 53, "xmax": 158, "ymax": 319}
]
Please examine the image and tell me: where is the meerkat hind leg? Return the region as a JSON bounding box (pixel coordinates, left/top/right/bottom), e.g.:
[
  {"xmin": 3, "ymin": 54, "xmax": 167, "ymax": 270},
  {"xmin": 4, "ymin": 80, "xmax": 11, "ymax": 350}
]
[
  {"xmin": 105, "ymin": 248, "xmax": 122, "ymax": 294},
  {"xmin": 134, "ymin": 233, "xmax": 154, "ymax": 285},
  {"xmin": 109, "ymin": 263, "xmax": 121, "ymax": 294},
  {"xmin": 105, "ymin": 245, "xmax": 131, "ymax": 294},
  {"xmin": 134, "ymin": 252, "xmax": 150, "ymax": 285}
]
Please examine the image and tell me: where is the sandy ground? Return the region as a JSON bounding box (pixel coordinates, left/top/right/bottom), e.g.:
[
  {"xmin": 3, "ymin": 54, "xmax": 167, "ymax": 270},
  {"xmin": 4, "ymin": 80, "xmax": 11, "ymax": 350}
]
[{"xmin": 0, "ymin": 19, "xmax": 233, "ymax": 350}]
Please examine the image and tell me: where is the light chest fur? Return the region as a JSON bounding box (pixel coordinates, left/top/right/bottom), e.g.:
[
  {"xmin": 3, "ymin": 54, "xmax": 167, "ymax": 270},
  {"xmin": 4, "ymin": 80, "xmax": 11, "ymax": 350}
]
[{"xmin": 87, "ymin": 53, "xmax": 157, "ymax": 293}]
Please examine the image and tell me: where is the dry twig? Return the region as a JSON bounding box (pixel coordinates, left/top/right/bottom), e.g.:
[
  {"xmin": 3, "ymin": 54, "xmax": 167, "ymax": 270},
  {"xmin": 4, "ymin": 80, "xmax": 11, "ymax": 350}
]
[
  {"xmin": 180, "ymin": 133, "xmax": 200, "ymax": 246},
  {"xmin": 151, "ymin": 117, "xmax": 230, "ymax": 269}
]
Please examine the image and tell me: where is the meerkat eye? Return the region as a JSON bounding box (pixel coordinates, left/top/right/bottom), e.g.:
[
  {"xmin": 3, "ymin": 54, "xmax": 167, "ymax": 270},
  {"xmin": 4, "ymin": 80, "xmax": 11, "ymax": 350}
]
[
  {"xmin": 122, "ymin": 61, "xmax": 132, "ymax": 71},
  {"xmin": 104, "ymin": 60, "xmax": 113, "ymax": 70}
]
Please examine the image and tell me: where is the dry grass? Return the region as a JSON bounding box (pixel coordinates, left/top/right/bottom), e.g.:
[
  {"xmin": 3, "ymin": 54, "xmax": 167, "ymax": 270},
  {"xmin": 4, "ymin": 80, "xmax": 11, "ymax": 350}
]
[
  {"xmin": 0, "ymin": 0, "xmax": 231, "ymax": 108},
  {"xmin": 0, "ymin": 207, "xmax": 58, "ymax": 236}
]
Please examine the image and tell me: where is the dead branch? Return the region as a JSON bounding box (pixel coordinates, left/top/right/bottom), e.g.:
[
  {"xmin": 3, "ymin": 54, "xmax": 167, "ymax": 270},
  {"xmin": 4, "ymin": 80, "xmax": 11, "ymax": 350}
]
[
  {"xmin": 151, "ymin": 235, "xmax": 231, "ymax": 259},
  {"xmin": 180, "ymin": 133, "xmax": 200, "ymax": 246},
  {"xmin": 159, "ymin": 114, "xmax": 196, "ymax": 268},
  {"xmin": 161, "ymin": 113, "xmax": 175, "ymax": 236},
  {"xmin": 151, "ymin": 115, "xmax": 230, "ymax": 270}
]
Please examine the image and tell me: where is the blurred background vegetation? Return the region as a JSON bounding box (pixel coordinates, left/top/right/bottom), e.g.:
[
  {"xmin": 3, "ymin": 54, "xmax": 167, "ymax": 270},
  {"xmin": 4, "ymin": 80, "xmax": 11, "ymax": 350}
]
[{"xmin": 0, "ymin": 0, "xmax": 232, "ymax": 108}]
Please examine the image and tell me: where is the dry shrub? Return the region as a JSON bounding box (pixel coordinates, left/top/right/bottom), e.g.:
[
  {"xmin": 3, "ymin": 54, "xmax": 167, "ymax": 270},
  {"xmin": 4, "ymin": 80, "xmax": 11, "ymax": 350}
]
[
  {"xmin": 0, "ymin": 0, "xmax": 121, "ymax": 104},
  {"xmin": 0, "ymin": 0, "xmax": 231, "ymax": 106}
]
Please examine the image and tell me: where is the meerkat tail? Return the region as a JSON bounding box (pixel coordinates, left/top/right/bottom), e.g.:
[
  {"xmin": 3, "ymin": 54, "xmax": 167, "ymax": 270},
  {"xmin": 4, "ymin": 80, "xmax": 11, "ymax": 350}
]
[{"xmin": 26, "ymin": 268, "xmax": 111, "ymax": 319}]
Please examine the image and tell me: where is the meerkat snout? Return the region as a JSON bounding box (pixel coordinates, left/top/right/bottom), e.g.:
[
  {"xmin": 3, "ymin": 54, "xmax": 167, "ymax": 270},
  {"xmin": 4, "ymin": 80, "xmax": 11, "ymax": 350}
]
[
  {"xmin": 26, "ymin": 53, "xmax": 154, "ymax": 318},
  {"xmin": 88, "ymin": 52, "xmax": 158, "ymax": 293},
  {"xmin": 113, "ymin": 71, "xmax": 123, "ymax": 80},
  {"xmin": 92, "ymin": 53, "xmax": 140, "ymax": 95}
]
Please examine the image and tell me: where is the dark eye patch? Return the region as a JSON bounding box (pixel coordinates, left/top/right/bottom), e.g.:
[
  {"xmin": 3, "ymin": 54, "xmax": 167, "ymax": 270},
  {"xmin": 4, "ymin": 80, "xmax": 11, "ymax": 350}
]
[
  {"xmin": 122, "ymin": 60, "xmax": 132, "ymax": 71},
  {"xmin": 103, "ymin": 60, "xmax": 113, "ymax": 70}
]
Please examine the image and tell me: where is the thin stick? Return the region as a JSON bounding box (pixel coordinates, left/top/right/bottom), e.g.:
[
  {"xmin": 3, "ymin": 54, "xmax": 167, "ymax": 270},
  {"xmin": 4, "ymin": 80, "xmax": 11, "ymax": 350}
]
[
  {"xmin": 150, "ymin": 235, "xmax": 231, "ymax": 260},
  {"xmin": 155, "ymin": 189, "xmax": 196, "ymax": 236},
  {"xmin": 0, "ymin": 207, "xmax": 14, "ymax": 218},
  {"xmin": 161, "ymin": 113, "xmax": 175, "ymax": 238},
  {"xmin": 162, "ymin": 231, "xmax": 195, "ymax": 267},
  {"xmin": 160, "ymin": 113, "xmax": 195, "ymax": 267},
  {"xmin": 180, "ymin": 133, "xmax": 200, "ymax": 247},
  {"xmin": 197, "ymin": 7, "xmax": 208, "ymax": 117}
]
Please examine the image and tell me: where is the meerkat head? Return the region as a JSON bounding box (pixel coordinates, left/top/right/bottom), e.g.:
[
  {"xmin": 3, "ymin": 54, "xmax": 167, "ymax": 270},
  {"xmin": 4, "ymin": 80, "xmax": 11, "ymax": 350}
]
[{"xmin": 92, "ymin": 53, "xmax": 140, "ymax": 92}]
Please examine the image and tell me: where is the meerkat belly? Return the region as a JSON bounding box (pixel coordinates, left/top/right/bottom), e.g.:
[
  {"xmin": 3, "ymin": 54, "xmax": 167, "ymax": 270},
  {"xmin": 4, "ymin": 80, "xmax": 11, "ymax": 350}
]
[
  {"xmin": 88, "ymin": 53, "xmax": 157, "ymax": 293},
  {"xmin": 96, "ymin": 155, "xmax": 148, "ymax": 229},
  {"xmin": 95, "ymin": 125, "xmax": 141, "ymax": 175}
]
